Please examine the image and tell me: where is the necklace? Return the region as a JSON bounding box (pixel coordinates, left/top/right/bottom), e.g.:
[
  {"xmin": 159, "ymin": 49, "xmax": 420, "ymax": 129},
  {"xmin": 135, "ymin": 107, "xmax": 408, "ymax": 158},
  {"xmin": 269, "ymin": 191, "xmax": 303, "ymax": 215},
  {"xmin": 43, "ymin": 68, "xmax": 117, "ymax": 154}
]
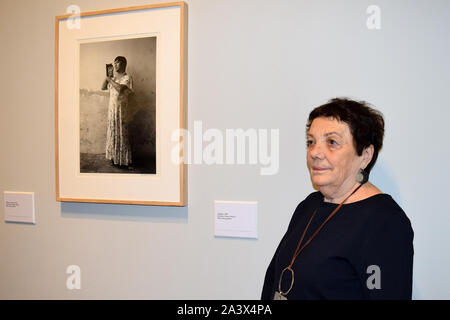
[{"xmin": 274, "ymin": 184, "xmax": 364, "ymax": 300}]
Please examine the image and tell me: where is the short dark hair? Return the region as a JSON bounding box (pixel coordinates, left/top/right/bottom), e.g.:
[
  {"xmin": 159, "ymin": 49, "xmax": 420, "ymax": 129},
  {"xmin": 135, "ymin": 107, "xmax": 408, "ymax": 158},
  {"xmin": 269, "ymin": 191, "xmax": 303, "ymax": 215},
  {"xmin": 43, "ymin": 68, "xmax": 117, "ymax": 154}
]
[
  {"xmin": 114, "ymin": 56, "xmax": 127, "ymax": 69},
  {"xmin": 306, "ymin": 97, "xmax": 385, "ymax": 174}
]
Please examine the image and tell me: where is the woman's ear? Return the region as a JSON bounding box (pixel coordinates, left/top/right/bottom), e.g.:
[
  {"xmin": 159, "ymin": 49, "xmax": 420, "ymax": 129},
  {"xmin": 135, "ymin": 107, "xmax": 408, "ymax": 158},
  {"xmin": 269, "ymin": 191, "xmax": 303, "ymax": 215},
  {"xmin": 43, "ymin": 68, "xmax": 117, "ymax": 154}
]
[{"xmin": 362, "ymin": 145, "xmax": 374, "ymax": 169}]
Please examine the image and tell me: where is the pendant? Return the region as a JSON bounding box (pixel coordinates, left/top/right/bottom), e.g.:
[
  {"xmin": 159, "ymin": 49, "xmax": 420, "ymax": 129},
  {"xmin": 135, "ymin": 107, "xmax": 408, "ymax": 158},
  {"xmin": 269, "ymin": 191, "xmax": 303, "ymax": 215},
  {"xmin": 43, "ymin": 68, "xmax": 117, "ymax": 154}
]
[
  {"xmin": 273, "ymin": 291, "xmax": 287, "ymax": 300},
  {"xmin": 277, "ymin": 266, "xmax": 294, "ymax": 299}
]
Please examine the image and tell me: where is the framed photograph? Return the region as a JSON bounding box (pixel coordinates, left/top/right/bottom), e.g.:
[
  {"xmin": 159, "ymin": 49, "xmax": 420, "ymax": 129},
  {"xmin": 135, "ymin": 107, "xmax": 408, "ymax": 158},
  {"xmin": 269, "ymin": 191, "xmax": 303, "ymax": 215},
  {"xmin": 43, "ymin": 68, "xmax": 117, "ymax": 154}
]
[{"xmin": 55, "ymin": 2, "xmax": 187, "ymax": 206}]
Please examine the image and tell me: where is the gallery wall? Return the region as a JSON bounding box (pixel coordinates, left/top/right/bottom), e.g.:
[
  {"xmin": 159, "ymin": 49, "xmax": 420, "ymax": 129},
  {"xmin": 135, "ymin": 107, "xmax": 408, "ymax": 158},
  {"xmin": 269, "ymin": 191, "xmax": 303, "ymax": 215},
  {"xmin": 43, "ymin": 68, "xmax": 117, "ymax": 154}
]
[{"xmin": 1, "ymin": 0, "xmax": 450, "ymax": 299}]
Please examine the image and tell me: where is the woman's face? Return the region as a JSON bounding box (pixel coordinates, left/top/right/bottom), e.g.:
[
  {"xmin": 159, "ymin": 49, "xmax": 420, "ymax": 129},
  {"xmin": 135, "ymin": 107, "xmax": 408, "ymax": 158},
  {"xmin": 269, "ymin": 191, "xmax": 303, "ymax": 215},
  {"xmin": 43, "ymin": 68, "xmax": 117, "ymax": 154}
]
[
  {"xmin": 113, "ymin": 60, "xmax": 124, "ymax": 72},
  {"xmin": 306, "ymin": 117, "xmax": 366, "ymax": 194}
]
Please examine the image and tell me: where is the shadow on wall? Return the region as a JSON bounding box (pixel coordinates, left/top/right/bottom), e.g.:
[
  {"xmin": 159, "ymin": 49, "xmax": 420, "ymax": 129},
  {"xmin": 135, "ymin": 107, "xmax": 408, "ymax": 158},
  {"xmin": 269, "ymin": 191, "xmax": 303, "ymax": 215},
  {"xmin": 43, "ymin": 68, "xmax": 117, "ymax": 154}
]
[
  {"xmin": 370, "ymin": 159, "xmax": 402, "ymax": 206},
  {"xmin": 60, "ymin": 200, "xmax": 188, "ymax": 224},
  {"xmin": 128, "ymin": 89, "xmax": 156, "ymax": 164}
]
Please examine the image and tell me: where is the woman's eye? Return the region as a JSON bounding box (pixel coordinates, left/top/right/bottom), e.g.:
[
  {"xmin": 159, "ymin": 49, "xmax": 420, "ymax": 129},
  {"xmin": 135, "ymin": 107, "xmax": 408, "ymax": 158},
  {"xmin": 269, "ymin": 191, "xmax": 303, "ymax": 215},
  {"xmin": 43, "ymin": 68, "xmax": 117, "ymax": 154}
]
[{"xmin": 328, "ymin": 139, "xmax": 339, "ymax": 147}]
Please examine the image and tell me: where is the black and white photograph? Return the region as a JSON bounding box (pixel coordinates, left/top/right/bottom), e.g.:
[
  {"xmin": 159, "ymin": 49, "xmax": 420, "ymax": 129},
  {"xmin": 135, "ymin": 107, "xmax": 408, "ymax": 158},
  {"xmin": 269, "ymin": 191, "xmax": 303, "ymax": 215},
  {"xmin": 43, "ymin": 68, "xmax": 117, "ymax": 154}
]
[
  {"xmin": 79, "ymin": 36, "xmax": 157, "ymax": 174},
  {"xmin": 55, "ymin": 2, "xmax": 186, "ymax": 205}
]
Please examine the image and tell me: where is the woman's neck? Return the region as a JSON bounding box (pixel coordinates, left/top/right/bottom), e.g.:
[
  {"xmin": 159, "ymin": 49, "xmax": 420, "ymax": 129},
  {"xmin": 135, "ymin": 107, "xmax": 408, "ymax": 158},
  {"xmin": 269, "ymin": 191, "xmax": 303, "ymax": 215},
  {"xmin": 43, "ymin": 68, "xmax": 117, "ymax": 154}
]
[
  {"xmin": 321, "ymin": 182, "xmax": 382, "ymax": 204},
  {"xmin": 322, "ymin": 183, "xmax": 360, "ymax": 204},
  {"xmin": 115, "ymin": 71, "xmax": 125, "ymax": 78}
]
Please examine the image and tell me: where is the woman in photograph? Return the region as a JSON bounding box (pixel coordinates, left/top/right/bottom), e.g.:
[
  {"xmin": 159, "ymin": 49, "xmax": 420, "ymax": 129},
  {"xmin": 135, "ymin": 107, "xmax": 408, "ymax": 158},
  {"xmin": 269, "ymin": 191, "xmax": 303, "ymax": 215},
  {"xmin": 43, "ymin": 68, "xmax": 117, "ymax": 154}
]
[
  {"xmin": 261, "ymin": 98, "xmax": 414, "ymax": 300},
  {"xmin": 102, "ymin": 56, "xmax": 133, "ymax": 168}
]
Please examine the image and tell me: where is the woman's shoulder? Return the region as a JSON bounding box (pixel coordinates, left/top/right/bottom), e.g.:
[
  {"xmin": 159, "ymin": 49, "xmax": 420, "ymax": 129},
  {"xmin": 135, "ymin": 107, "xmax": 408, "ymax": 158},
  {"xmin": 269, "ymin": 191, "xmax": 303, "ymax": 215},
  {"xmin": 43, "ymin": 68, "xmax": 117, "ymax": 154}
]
[
  {"xmin": 285, "ymin": 191, "xmax": 321, "ymax": 231},
  {"xmin": 345, "ymin": 183, "xmax": 404, "ymax": 219},
  {"xmin": 291, "ymin": 191, "xmax": 322, "ymax": 217},
  {"xmin": 360, "ymin": 194, "xmax": 414, "ymax": 248},
  {"xmin": 355, "ymin": 193, "xmax": 404, "ymax": 216},
  {"xmin": 117, "ymin": 73, "xmax": 132, "ymax": 83},
  {"xmin": 352, "ymin": 193, "xmax": 413, "ymax": 235},
  {"xmin": 296, "ymin": 191, "xmax": 322, "ymax": 208}
]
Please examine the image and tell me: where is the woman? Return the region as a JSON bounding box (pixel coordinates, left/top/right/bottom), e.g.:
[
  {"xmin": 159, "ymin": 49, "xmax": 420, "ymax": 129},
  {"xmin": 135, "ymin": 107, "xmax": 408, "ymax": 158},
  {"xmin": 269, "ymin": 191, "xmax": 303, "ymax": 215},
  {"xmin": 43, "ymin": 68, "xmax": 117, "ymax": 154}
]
[
  {"xmin": 261, "ymin": 98, "xmax": 414, "ymax": 300},
  {"xmin": 101, "ymin": 56, "xmax": 133, "ymax": 168}
]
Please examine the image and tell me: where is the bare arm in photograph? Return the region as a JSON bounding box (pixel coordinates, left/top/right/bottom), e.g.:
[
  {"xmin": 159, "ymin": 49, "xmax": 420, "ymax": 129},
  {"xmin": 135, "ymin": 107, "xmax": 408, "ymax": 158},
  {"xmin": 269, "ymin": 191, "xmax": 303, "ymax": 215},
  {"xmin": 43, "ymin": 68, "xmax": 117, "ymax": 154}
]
[
  {"xmin": 102, "ymin": 77, "xmax": 130, "ymax": 93},
  {"xmin": 101, "ymin": 77, "xmax": 109, "ymax": 90}
]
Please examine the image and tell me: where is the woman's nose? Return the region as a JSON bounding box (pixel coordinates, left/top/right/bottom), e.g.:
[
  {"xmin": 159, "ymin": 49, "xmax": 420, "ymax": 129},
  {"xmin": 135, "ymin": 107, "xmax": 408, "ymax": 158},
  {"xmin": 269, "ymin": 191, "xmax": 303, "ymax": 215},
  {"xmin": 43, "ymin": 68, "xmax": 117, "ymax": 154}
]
[{"xmin": 309, "ymin": 142, "xmax": 325, "ymax": 160}]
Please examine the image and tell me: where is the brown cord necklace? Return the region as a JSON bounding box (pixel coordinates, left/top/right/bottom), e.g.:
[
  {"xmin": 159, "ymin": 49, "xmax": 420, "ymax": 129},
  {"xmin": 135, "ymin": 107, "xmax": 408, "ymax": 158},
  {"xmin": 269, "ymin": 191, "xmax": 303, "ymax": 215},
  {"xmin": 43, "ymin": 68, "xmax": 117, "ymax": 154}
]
[{"xmin": 274, "ymin": 183, "xmax": 364, "ymax": 300}]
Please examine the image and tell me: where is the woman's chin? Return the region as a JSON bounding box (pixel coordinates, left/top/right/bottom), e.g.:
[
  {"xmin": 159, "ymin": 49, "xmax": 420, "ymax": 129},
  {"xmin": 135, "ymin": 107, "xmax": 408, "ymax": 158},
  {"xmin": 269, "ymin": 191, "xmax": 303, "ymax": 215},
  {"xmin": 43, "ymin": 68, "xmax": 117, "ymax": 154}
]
[{"xmin": 310, "ymin": 176, "xmax": 330, "ymax": 188}]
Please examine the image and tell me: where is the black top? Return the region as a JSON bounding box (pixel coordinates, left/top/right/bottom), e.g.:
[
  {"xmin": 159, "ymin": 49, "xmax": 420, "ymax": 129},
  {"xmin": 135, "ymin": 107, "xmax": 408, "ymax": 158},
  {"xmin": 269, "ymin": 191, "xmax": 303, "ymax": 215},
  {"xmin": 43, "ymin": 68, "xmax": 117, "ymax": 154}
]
[{"xmin": 261, "ymin": 192, "xmax": 414, "ymax": 300}]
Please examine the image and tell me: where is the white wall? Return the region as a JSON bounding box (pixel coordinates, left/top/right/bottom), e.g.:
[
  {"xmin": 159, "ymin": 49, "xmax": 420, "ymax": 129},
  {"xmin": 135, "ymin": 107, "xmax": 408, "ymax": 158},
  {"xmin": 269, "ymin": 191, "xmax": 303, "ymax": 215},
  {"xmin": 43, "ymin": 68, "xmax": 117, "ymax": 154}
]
[{"xmin": 1, "ymin": 0, "xmax": 449, "ymax": 299}]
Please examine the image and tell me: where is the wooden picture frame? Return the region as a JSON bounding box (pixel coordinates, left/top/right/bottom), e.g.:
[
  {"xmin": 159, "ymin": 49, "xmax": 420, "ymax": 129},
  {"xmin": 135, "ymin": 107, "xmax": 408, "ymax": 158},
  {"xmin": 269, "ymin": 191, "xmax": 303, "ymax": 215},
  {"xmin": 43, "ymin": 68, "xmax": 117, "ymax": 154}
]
[{"xmin": 55, "ymin": 2, "xmax": 187, "ymax": 206}]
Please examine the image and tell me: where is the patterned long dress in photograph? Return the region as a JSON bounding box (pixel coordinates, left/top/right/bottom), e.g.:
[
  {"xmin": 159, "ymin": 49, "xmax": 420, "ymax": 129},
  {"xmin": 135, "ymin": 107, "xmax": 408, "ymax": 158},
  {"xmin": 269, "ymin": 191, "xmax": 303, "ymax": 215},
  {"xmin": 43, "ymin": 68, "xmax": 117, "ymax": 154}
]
[{"xmin": 106, "ymin": 74, "xmax": 133, "ymax": 166}]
